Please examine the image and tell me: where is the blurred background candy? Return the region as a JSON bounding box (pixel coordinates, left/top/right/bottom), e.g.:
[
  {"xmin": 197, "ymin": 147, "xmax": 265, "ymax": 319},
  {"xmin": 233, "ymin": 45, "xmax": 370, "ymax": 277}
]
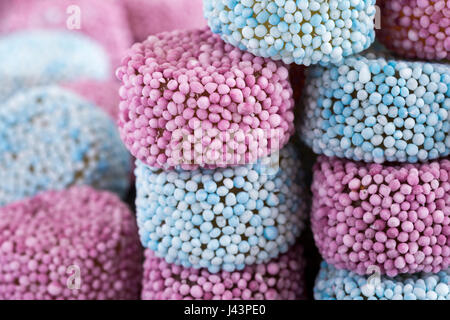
[
  {"xmin": 0, "ymin": 187, "xmax": 142, "ymax": 300},
  {"xmin": 123, "ymin": 0, "xmax": 207, "ymax": 42},
  {"xmin": 7, "ymin": 0, "xmax": 447, "ymax": 302},
  {"xmin": 0, "ymin": 0, "xmax": 132, "ymax": 69},
  {"xmin": 142, "ymin": 244, "xmax": 305, "ymax": 300},
  {"xmin": 0, "ymin": 30, "xmax": 109, "ymax": 100},
  {"xmin": 0, "ymin": 86, "xmax": 131, "ymax": 206},
  {"xmin": 311, "ymin": 156, "xmax": 449, "ymax": 277}
]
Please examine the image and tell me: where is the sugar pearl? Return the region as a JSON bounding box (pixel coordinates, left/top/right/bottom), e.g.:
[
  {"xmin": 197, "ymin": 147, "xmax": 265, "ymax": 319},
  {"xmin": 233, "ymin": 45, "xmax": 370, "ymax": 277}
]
[{"xmin": 0, "ymin": 0, "xmax": 131, "ymax": 68}]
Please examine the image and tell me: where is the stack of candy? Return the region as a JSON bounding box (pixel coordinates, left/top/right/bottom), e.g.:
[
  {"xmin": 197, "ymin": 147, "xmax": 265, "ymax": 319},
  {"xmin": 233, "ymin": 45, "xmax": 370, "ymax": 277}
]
[
  {"xmin": 116, "ymin": 27, "xmax": 310, "ymax": 299},
  {"xmin": 294, "ymin": 0, "xmax": 449, "ymax": 300},
  {"xmin": 1, "ymin": 0, "xmax": 446, "ymax": 301}
]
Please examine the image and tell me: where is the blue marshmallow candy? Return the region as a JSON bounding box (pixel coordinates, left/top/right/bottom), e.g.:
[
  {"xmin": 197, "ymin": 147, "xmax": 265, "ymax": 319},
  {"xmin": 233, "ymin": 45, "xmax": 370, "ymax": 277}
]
[
  {"xmin": 0, "ymin": 30, "xmax": 110, "ymax": 100},
  {"xmin": 314, "ymin": 262, "xmax": 450, "ymax": 300},
  {"xmin": 299, "ymin": 52, "xmax": 449, "ymax": 163},
  {"xmin": 0, "ymin": 86, "xmax": 130, "ymax": 206},
  {"xmin": 135, "ymin": 144, "xmax": 308, "ymax": 273},
  {"xmin": 204, "ymin": 0, "xmax": 376, "ymax": 66}
]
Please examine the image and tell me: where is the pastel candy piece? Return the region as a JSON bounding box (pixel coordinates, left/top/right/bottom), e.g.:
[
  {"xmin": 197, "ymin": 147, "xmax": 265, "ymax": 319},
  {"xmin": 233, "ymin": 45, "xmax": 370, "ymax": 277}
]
[
  {"xmin": 0, "ymin": 86, "xmax": 131, "ymax": 206},
  {"xmin": 62, "ymin": 80, "xmax": 121, "ymax": 121},
  {"xmin": 135, "ymin": 144, "xmax": 308, "ymax": 272},
  {"xmin": 0, "ymin": 30, "xmax": 110, "ymax": 100},
  {"xmin": 299, "ymin": 52, "xmax": 450, "ymax": 163},
  {"xmin": 0, "ymin": 0, "xmax": 132, "ymax": 68},
  {"xmin": 123, "ymin": 0, "xmax": 207, "ymax": 42},
  {"xmin": 314, "ymin": 261, "xmax": 450, "ymax": 300},
  {"xmin": 117, "ymin": 28, "xmax": 295, "ymax": 170},
  {"xmin": 311, "ymin": 156, "xmax": 450, "ymax": 277},
  {"xmin": 377, "ymin": 0, "xmax": 450, "ymax": 61},
  {"xmin": 0, "ymin": 187, "xmax": 142, "ymax": 300},
  {"xmin": 142, "ymin": 245, "xmax": 306, "ymax": 300},
  {"xmin": 204, "ymin": 0, "xmax": 377, "ymax": 66}
]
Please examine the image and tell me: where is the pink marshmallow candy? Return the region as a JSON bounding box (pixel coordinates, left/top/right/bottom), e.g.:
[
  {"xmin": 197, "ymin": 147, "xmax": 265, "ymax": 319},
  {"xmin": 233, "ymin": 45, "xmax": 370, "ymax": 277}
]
[
  {"xmin": 311, "ymin": 156, "xmax": 450, "ymax": 277},
  {"xmin": 141, "ymin": 245, "xmax": 306, "ymax": 300},
  {"xmin": 61, "ymin": 80, "xmax": 137, "ymax": 182},
  {"xmin": 0, "ymin": 0, "xmax": 132, "ymax": 69},
  {"xmin": 62, "ymin": 80, "xmax": 121, "ymax": 121},
  {"xmin": 116, "ymin": 28, "xmax": 295, "ymax": 170}
]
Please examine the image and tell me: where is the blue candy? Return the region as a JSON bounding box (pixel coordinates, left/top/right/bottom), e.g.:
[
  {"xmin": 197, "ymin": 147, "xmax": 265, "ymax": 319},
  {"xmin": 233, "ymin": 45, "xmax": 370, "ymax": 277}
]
[
  {"xmin": 135, "ymin": 144, "xmax": 307, "ymax": 272},
  {"xmin": 299, "ymin": 52, "xmax": 449, "ymax": 163},
  {"xmin": 315, "ymin": 262, "xmax": 450, "ymax": 300}
]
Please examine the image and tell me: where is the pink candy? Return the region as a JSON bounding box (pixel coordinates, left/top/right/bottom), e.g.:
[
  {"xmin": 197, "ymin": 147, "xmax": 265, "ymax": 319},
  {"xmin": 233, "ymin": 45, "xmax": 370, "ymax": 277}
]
[
  {"xmin": 141, "ymin": 245, "xmax": 305, "ymax": 300},
  {"xmin": 378, "ymin": 0, "xmax": 450, "ymax": 60},
  {"xmin": 311, "ymin": 156, "xmax": 450, "ymax": 277},
  {"xmin": 0, "ymin": 0, "xmax": 132, "ymax": 68},
  {"xmin": 0, "ymin": 187, "xmax": 142, "ymax": 300},
  {"xmin": 123, "ymin": 0, "xmax": 207, "ymax": 42},
  {"xmin": 116, "ymin": 28, "xmax": 295, "ymax": 170}
]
